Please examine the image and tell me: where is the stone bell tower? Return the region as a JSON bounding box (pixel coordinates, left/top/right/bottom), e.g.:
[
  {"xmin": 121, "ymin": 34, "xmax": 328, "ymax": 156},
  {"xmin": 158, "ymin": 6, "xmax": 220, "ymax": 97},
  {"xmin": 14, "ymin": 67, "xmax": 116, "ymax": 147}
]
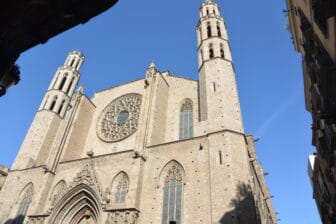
[
  {"xmin": 197, "ymin": 0, "xmax": 243, "ymax": 133},
  {"xmin": 12, "ymin": 51, "xmax": 84, "ymax": 170},
  {"xmin": 39, "ymin": 51, "xmax": 84, "ymax": 117}
]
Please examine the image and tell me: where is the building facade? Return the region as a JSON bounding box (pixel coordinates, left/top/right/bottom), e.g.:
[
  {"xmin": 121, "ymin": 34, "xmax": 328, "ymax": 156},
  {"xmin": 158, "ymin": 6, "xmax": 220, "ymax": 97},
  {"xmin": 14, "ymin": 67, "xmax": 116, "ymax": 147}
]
[
  {"xmin": 0, "ymin": 1, "xmax": 276, "ymax": 223},
  {"xmin": 286, "ymin": 0, "xmax": 336, "ymax": 223},
  {"xmin": 0, "ymin": 165, "xmax": 9, "ymax": 191}
]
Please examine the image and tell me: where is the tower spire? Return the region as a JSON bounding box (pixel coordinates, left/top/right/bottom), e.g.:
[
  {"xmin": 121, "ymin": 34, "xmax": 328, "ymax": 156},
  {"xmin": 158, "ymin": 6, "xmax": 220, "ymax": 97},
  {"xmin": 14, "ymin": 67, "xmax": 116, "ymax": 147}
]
[
  {"xmin": 39, "ymin": 51, "xmax": 84, "ymax": 118},
  {"xmin": 148, "ymin": 60, "xmax": 156, "ymax": 69},
  {"xmin": 197, "ymin": 0, "xmax": 243, "ymax": 132},
  {"xmin": 197, "ymin": 0, "xmax": 231, "ymax": 70}
]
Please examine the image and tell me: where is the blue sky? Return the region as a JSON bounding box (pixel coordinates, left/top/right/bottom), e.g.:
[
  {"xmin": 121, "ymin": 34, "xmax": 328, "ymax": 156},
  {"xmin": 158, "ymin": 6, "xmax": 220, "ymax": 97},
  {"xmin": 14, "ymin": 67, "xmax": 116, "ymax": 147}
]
[{"xmin": 0, "ymin": 0, "xmax": 320, "ymax": 223}]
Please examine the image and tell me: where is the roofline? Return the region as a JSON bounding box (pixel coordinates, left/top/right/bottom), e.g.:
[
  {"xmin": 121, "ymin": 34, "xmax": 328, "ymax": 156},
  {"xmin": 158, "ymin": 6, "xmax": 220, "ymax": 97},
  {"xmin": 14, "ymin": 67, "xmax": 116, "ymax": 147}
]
[
  {"xmin": 93, "ymin": 77, "xmax": 144, "ymax": 95},
  {"xmin": 93, "ymin": 72, "xmax": 198, "ymax": 96}
]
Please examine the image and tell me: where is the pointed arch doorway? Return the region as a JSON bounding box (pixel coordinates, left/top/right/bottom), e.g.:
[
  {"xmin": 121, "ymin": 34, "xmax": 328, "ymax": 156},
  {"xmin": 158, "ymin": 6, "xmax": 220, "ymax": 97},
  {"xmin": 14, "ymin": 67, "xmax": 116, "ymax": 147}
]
[
  {"xmin": 49, "ymin": 184, "xmax": 102, "ymax": 224},
  {"xmin": 70, "ymin": 207, "xmax": 96, "ymax": 224}
]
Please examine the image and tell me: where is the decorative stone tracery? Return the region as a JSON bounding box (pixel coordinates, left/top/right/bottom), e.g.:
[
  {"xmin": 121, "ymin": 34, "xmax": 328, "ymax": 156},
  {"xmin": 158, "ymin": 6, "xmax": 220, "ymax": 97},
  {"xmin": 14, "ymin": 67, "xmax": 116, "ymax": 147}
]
[
  {"xmin": 23, "ymin": 184, "xmax": 34, "ymax": 200},
  {"xmin": 69, "ymin": 161, "xmax": 103, "ymax": 198},
  {"xmin": 180, "ymin": 99, "xmax": 193, "ymax": 112},
  {"xmin": 97, "ymin": 94, "xmax": 142, "ymax": 142},
  {"xmin": 26, "ymin": 216, "xmax": 46, "ymax": 224},
  {"xmin": 50, "ymin": 181, "xmax": 67, "ymax": 209},
  {"xmin": 165, "ymin": 163, "xmax": 183, "ymax": 183},
  {"xmin": 161, "ymin": 161, "xmax": 184, "ymax": 224},
  {"xmin": 105, "ymin": 209, "xmax": 139, "ymax": 224},
  {"xmin": 48, "ymin": 184, "xmax": 102, "ymax": 224}
]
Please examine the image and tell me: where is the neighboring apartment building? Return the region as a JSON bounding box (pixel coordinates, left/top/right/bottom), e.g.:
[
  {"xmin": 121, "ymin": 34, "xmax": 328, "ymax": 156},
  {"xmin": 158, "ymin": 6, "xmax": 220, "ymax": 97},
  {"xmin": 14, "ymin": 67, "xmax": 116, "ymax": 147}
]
[
  {"xmin": 286, "ymin": 0, "xmax": 336, "ymax": 223},
  {"xmin": 0, "ymin": 165, "xmax": 9, "ymax": 191}
]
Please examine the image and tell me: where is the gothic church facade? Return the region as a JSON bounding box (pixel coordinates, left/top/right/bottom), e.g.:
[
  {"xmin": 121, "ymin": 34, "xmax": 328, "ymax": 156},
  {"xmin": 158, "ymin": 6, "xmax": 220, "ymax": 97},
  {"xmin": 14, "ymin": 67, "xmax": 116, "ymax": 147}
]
[{"xmin": 0, "ymin": 1, "xmax": 277, "ymax": 223}]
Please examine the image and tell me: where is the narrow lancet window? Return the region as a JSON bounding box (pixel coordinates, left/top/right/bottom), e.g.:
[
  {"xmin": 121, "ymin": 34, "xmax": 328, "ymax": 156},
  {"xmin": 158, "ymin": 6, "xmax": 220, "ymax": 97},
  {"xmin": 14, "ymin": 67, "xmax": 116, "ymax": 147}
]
[
  {"xmin": 14, "ymin": 184, "xmax": 33, "ymax": 224},
  {"xmin": 58, "ymin": 100, "xmax": 65, "ymax": 115},
  {"xmin": 162, "ymin": 162, "xmax": 184, "ymax": 224},
  {"xmin": 59, "ymin": 75, "xmax": 67, "ymax": 91},
  {"xmin": 219, "ymin": 150, "xmax": 223, "ymax": 164},
  {"xmin": 179, "ymin": 99, "xmax": 193, "ymax": 140},
  {"xmin": 209, "ymin": 44, "xmax": 214, "ymax": 59},
  {"xmin": 207, "ymin": 22, "xmax": 212, "ymax": 38},
  {"xmin": 66, "ymin": 77, "xmax": 75, "ymax": 94},
  {"xmin": 49, "ymin": 96, "xmax": 57, "ymax": 111},
  {"xmin": 70, "ymin": 59, "xmax": 75, "ymax": 67},
  {"xmin": 220, "ymin": 44, "xmax": 225, "ymax": 59},
  {"xmin": 113, "ymin": 172, "xmax": 129, "ymax": 203},
  {"xmin": 217, "ymin": 22, "xmax": 221, "ymax": 37}
]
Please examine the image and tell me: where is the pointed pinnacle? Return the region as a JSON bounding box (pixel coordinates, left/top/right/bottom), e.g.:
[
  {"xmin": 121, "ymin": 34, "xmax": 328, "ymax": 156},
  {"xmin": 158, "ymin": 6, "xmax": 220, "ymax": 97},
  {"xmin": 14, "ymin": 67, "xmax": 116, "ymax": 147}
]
[
  {"xmin": 148, "ymin": 60, "xmax": 156, "ymax": 69},
  {"xmin": 77, "ymin": 85, "xmax": 84, "ymax": 94}
]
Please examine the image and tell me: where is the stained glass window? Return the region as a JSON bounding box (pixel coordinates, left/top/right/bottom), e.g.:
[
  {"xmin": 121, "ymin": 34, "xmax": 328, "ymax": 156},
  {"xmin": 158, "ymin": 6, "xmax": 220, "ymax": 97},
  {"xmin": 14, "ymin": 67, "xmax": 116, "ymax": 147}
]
[
  {"xmin": 179, "ymin": 100, "xmax": 193, "ymax": 140},
  {"xmin": 162, "ymin": 163, "xmax": 183, "ymax": 224},
  {"xmin": 114, "ymin": 172, "xmax": 129, "ymax": 203},
  {"xmin": 13, "ymin": 184, "xmax": 33, "ymax": 224},
  {"xmin": 117, "ymin": 111, "xmax": 130, "ymax": 124}
]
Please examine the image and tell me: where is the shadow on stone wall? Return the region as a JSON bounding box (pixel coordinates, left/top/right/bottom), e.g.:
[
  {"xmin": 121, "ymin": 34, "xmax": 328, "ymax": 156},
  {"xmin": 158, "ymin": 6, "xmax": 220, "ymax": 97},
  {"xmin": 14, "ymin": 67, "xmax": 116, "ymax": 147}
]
[
  {"xmin": 219, "ymin": 183, "xmax": 260, "ymax": 224},
  {"xmin": 4, "ymin": 215, "xmax": 25, "ymax": 224}
]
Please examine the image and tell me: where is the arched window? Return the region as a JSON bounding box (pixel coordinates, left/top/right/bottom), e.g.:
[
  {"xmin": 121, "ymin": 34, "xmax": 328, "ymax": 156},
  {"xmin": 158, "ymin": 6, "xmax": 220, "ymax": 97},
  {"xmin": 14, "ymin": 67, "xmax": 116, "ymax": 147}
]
[
  {"xmin": 59, "ymin": 75, "xmax": 67, "ymax": 91},
  {"xmin": 217, "ymin": 22, "xmax": 221, "ymax": 37},
  {"xmin": 161, "ymin": 161, "xmax": 184, "ymax": 224},
  {"xmin": 70, "ymin": 59, "xmax": 75, "ymax": 67},
  {"xmin": 207, "ymin": 22, "xmax": 212, "ymax": 38},
  {"xmin": 50, "ymin": 181, "xmax": 67, "ymax": 208},
  {"xmin": 179, "ymin": 99, "xmax": 193, "ymax": 140},
  {"xmin": 220, "ymin": 44, "xmax": 225, "ymax": 59},
  {"xmin": 66, "ymin": 77, "xmax": 75, "ymax": 94},
  {"xmin": 58, "ymin": 100, "xmax": 65, "ymax": 115},
  {"xmin": 49, "ymin": 96, "xmax": 57, "ymax": 111},
  {"xmin": 209, "ymin": 44, "xmax": 214, "ymax": 59},
  {"xmin": 112, "ymin": 172, "xmax": 129, "ymax": 203},
  {"xmin": 13, "ymin": 183, "xmax": 34, "ymax": 224},
  {"xmin": 206, "ymin": 8, "xmax": 209, "ymax": 15}
]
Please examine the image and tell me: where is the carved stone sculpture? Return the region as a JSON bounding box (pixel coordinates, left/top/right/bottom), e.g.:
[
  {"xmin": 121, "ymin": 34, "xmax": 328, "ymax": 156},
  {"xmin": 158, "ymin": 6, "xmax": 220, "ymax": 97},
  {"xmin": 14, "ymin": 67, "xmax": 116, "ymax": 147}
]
[{"xmin": 105, "ymin": 210, "xmax": 138, "ymax": 224}]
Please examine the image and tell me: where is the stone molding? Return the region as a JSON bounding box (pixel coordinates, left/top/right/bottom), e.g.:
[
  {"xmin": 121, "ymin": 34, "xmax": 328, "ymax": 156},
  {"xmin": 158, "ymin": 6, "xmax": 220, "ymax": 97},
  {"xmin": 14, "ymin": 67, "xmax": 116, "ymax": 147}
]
[
  {"xmin": 104, "ymin": 208, "xmax": 139, "ymax": 224},
  {"xmin": 68, "ymin": 160, "xmax": 103, "ymax": 198}
]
